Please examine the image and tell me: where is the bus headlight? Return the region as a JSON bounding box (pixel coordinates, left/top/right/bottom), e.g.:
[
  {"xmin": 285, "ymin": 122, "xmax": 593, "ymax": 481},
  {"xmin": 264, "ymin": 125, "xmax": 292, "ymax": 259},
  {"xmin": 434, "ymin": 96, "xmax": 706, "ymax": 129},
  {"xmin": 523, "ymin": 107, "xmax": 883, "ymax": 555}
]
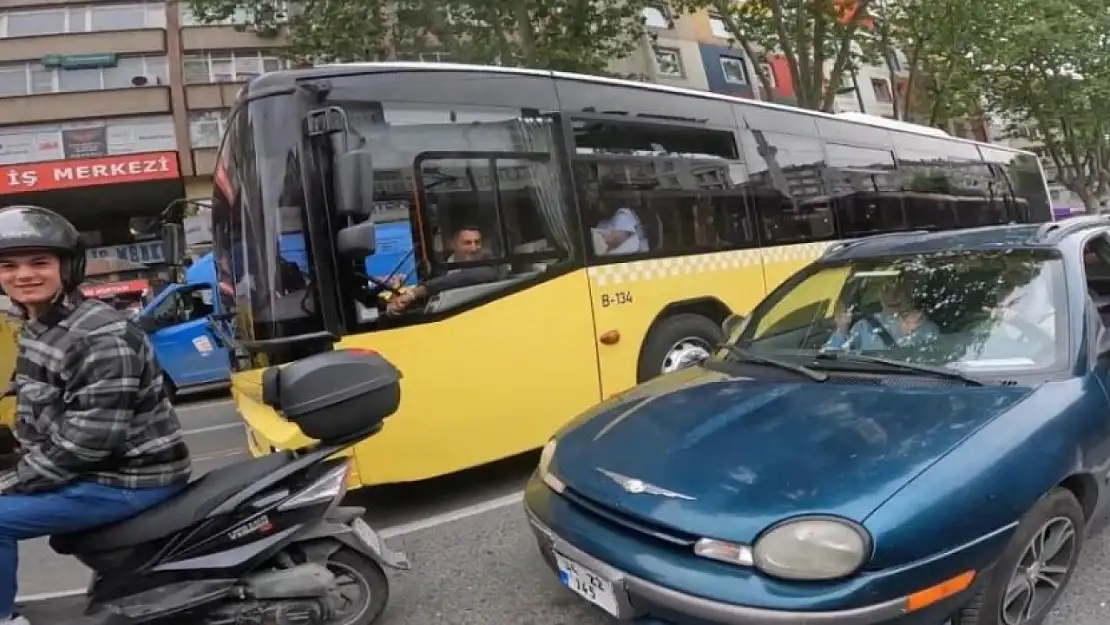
[
  {"xmin": 538, "ymin": 438, "xmax": 565, "ymax": 493},
  {"xmin": 752, "ymin": 517, "xmax": 869, "ymax": 580}
]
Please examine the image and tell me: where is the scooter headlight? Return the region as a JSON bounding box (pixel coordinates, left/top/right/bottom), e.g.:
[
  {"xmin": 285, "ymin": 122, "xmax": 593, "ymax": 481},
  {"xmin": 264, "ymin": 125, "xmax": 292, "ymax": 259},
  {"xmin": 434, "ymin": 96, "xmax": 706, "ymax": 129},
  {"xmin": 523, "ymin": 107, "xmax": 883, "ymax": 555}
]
[{"xmin": 278, "ymin": 461, "xmax": 350, "ymax": 511}]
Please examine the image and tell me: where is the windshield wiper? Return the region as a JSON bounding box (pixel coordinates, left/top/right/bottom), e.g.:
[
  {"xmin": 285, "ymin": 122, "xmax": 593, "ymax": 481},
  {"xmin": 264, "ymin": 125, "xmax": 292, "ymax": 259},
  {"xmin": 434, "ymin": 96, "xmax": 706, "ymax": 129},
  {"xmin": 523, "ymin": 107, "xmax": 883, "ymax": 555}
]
[
  {"xmin": 812, "ymin": 352, "xmax": 984, "ymax": 386},
  {"xmin": 718, "ymin": 343, "xmax": 828, "ymax": 382}
]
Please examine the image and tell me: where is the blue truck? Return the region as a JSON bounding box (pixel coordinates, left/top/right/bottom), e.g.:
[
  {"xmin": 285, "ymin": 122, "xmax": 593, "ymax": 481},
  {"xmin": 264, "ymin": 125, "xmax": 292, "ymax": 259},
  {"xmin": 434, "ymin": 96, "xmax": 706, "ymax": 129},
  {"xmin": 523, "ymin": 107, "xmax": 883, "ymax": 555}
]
[{"xmin": 136, "ymin": 222, "xmax": 416, "ymax": 397}]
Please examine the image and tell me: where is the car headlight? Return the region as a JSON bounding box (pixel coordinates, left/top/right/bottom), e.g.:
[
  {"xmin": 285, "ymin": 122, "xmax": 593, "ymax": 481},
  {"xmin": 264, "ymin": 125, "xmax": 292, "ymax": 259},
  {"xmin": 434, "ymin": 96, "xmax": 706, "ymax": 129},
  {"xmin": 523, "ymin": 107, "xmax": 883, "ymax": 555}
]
[
  {"xmin": 752, "ymin": 517, "xmax": 870, "ymax": 581},
  {"xmin": 537, "ymin": 438, "xmax": 565, "ymax": 493}
]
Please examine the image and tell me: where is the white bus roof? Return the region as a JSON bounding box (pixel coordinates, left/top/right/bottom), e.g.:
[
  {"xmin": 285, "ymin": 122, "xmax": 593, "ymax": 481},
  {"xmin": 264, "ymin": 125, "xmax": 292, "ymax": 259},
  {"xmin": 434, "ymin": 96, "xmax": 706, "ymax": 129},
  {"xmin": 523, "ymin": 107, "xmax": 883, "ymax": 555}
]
[{"xmin": 299, "ymin": 61, "xmax": 1021, "ymax": 154}]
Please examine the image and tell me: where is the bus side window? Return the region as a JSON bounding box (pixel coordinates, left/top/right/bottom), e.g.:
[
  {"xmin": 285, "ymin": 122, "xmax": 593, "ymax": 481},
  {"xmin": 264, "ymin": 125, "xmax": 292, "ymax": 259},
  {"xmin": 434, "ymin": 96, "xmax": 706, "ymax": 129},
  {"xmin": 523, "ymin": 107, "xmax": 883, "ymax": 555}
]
[
  {"xmin": 741, "ymin": 130, "xmax": 835, "ymax": 245},
  {"xmin": 570, "ymin": 119, "xmax": 756, "ymax": 258},
  {"xmin": 822, "ymin": 142, "xmax": 905, "ymax": 237}
]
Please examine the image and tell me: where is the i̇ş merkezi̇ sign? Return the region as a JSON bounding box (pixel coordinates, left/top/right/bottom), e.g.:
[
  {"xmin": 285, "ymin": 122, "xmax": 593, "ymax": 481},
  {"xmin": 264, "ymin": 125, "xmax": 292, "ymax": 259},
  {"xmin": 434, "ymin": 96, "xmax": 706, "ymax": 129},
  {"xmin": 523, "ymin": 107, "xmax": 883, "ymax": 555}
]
[{"xmin": 0, "ymin": 151, "xmax": 180, "ymax": 194}]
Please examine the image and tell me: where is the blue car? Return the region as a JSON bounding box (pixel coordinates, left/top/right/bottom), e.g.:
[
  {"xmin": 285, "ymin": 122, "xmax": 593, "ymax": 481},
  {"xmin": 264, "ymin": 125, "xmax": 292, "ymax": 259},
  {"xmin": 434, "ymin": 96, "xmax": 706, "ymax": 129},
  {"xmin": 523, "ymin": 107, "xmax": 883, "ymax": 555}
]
[{"xmin": 525, "ymin": 217, "xmax": 1110, "ymax": 625}]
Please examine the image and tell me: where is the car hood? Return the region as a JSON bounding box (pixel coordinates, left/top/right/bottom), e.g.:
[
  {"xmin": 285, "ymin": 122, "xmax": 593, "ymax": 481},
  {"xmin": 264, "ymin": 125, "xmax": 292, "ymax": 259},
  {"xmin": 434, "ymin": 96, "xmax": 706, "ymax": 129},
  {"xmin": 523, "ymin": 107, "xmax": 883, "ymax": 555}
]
[{"xmin": 553, "ymin": 367, "xmax": 1032, "ymax": 544}]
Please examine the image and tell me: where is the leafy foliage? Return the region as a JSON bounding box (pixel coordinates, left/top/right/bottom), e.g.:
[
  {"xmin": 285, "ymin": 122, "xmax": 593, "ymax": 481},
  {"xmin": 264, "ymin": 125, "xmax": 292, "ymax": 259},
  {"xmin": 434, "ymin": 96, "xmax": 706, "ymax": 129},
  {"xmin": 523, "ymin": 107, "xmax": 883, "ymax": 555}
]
[
  {"xmin": 669, "ymin": 0, "xmax": 875, "ymax": 110},
  {"xmin": 971, "ymin": 0, "xmax": 1110, "ymax": 209},
  {"xmin": 184, "ymin": 0, "xmax": 659, "ymax": 74}
]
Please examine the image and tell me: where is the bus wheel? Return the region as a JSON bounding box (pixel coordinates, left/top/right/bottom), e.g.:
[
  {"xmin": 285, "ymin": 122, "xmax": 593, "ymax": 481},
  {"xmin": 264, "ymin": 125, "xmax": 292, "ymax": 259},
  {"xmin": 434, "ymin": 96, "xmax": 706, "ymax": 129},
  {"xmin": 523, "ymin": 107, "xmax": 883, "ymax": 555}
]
[{"xmin": 637, "ymin": 313, "xmax": 722, "ymax": 383}]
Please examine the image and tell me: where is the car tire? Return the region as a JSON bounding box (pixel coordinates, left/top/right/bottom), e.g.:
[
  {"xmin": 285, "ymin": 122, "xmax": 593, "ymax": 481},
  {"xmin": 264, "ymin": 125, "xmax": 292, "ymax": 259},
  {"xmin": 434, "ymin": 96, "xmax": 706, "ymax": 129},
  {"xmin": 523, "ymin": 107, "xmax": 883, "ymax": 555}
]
[
  {"xmin": 636, "ymin": 313, "xmax": 722, "ymax": 384},
  {"xmin": 953, "ymin": 487, "xmax": 1084, "ymax": 625}
]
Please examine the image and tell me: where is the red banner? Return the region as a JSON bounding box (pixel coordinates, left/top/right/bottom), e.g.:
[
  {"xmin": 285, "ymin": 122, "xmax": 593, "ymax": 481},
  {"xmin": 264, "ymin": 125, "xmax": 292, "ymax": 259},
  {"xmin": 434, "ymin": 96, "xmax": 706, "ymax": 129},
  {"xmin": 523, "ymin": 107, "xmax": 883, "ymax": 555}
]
[
  {"xmin": 0, "ymin": 151, "xmax": 180, "ymax": 195},
  {"xmin": 81, "ymin": 279, "xmax": 149, "ymax": 299}
]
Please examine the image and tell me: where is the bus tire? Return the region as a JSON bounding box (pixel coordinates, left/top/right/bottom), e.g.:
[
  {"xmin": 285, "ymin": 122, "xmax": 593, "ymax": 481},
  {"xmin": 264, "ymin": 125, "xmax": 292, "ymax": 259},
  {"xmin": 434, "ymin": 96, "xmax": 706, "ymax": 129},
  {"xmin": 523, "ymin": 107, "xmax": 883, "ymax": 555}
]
[{"xmin": 637, "ymin": 313, "xmax": 722, "ymax": 383}]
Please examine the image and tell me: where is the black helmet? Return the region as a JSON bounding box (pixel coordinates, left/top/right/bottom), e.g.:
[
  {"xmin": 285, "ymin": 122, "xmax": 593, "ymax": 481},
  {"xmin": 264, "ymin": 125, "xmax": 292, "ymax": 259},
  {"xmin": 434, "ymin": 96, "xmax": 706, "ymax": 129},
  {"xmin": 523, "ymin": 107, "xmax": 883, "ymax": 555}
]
[{"xmin": 0, "ymin": 205, "xmax": 85, "ymax": 289}]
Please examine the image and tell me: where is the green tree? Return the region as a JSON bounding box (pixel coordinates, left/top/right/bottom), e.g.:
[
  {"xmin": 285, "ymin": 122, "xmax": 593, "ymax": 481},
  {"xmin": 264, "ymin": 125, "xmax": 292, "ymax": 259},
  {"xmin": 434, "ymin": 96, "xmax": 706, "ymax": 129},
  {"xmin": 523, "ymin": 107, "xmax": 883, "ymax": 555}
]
[
  {"xmin": 862, "ymin": 0, "xmax": 989, "ymax": 125},
  {"xmin": 670, "ymin": 0, "xmax": 875, "ymax": 111},
  {"xmin": 972, "ymin": 0, "xmax": 1110, "ymax": 210},
  {"xmin": 185, "ymin": 0, "xmax": 660, "ymax": 74}
]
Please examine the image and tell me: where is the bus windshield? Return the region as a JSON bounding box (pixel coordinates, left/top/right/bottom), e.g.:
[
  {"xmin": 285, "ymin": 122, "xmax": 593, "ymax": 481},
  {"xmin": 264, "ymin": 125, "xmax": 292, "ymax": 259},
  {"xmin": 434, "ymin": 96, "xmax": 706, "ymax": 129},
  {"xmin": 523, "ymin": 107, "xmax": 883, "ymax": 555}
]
[{"xmin": 210, "ymin": 93, "xmax": 317, "ymax": 349}]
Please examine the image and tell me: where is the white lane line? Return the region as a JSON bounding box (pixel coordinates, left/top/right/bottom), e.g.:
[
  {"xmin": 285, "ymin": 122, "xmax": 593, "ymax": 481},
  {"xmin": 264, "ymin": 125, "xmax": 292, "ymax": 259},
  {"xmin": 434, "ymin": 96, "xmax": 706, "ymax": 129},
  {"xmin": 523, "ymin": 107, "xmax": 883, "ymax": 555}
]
[
  {"xmin": 15, "ymin": 489, "xmax": 526, "ymax": 604},
  {"xmin": 380, "ymin": 491, "xmax": 524, "ymax": 538},
  {"xmin": 175, "ymin": 400, "xmax": 232, "ymax": 413},
  {"xmin": 183, "ymin": 423, "xmax": 243, "ymax": 436}
]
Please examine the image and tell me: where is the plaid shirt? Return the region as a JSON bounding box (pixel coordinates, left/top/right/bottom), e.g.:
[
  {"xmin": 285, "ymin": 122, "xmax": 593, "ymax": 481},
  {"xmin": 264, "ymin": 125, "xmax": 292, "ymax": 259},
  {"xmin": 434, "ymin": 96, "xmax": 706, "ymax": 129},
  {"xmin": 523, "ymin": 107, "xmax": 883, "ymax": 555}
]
[{"xmin": 0, "ymin": 294, "xmax": 191, "ymax": 493}]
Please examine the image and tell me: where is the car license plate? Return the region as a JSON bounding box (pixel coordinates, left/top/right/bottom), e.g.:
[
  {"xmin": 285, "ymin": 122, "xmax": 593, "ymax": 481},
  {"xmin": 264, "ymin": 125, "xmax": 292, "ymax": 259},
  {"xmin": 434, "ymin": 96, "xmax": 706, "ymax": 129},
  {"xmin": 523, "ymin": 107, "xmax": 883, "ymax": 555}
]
[{"xmin": 554, "ymin": 552, "xmax": 619, "ymax": 616}]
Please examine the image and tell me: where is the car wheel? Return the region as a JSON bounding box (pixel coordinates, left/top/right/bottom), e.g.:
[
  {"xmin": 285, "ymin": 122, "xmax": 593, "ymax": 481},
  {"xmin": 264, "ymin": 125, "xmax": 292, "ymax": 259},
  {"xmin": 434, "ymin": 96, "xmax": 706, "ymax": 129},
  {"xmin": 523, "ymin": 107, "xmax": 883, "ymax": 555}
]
[
  {"xmin": 636, "ymin": 313, "xmax": 722, "ymax": 383},
  {"xmin": 953, "ymin": 487, "xmax": 1084, "ymax": 625}
]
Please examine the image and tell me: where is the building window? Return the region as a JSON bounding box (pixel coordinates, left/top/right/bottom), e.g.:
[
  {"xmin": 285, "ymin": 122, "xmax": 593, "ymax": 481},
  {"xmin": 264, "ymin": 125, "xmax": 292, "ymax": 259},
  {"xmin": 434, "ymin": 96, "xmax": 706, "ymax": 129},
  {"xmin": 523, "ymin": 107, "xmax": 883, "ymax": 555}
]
[
  {"xmin": 189, "ymin": 110, "xmax": 228, "ymax": 149},
  {"xmin": 654, "ymin": 47, "xmax": 683, "ymax": 77},
  {"xmin": 871, "ymin": 78, "xmax": 892, "ymax": 102},
  {"xmin": 183, "ymin": 51, "xmax": 287, "ymax": 84},
  {"xmin": 708, "ymin": 13, "xmax": 730, "ymax": 39},
  {"xmin": 720, "ymin": 56, "xmax": 749, "ymax": 84},
  {"xmin": 642, "ymin": 6, "xmax": 671, "ymax": 29},
  {"xmin": 0, "ymin": 56, "xmax": 168, "ymax": 98},
  {"xmin": 0, "ymin": 2, "xmax": 166, "ymax": 38}
]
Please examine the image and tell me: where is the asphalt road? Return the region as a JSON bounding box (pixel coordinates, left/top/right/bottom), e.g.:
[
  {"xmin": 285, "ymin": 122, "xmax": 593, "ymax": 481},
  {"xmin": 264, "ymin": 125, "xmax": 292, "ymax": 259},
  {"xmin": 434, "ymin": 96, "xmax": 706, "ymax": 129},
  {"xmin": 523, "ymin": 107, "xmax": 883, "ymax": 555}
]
[{"xmin": 12, "ymin": 396, "xmax": 1110, "ymax": 624}]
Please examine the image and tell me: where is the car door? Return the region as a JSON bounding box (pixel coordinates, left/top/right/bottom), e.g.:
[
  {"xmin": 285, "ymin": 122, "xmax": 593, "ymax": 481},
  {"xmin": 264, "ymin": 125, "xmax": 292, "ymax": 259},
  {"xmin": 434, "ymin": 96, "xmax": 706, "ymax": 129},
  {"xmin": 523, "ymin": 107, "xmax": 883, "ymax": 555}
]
[
  {"xmin": 143, "ymin": 284, "xmax": 229, "ymax": 389},
  {"xmin": 1079, "ymin": 231, "xmax": 1110, "ymax": 524}
]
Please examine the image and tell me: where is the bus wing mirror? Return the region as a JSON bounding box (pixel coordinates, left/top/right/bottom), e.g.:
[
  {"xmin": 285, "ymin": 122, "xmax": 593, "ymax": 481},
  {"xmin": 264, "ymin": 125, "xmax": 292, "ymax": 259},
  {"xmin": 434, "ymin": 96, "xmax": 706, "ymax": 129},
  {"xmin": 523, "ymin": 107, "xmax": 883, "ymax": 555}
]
[
  {"xmin": 336, "ymin": 149, "xmax": 375, "ymax": 217},
  {"xmin": 161, "ymin": 223, "xmax": 186, "ymax": 267},
  {"xmin": 337, "ymin": 221, "xmax": 376, "ymax": 260}
]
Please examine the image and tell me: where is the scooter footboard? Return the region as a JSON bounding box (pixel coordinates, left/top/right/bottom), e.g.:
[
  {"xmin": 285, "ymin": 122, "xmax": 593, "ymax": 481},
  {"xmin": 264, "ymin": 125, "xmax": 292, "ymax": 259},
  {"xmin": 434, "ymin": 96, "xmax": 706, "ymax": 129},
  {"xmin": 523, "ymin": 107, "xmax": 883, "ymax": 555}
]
[
  {"xmin": 293, "ymin": 506, "xmax": 411, "ymax": 570},
  {"xmin": 86, "ymin": 578, "xmax": 236, "ymax": 623}
]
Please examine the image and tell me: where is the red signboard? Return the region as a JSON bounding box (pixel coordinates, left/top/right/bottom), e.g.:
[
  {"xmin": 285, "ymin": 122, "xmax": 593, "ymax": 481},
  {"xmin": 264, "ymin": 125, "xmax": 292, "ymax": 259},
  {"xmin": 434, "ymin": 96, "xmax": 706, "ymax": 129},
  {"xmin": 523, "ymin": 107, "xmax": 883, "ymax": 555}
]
[
  {"xmin": 0, "ymin": 151, "xmax": 180, "ymax": 195},
  {"xmin": 81, "ymin": 279, "xmax": 149, "ymax": 299}
]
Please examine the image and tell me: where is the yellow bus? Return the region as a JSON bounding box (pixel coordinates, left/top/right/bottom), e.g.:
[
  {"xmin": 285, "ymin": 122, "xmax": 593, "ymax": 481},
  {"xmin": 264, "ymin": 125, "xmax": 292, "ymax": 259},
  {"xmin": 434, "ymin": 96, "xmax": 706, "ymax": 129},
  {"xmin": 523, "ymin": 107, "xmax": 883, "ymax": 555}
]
[{"xmin": 208, "ymin": 62, "xmax": 1054, "ymax": 489}]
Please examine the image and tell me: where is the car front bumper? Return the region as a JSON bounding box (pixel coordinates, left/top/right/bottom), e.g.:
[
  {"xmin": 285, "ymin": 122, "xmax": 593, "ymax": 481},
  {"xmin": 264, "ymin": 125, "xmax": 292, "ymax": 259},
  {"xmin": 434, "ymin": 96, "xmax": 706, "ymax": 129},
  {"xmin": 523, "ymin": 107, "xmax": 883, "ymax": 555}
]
[{"xmin": 525, "ymin": 502, "xmax": 977, "ymax": 625}]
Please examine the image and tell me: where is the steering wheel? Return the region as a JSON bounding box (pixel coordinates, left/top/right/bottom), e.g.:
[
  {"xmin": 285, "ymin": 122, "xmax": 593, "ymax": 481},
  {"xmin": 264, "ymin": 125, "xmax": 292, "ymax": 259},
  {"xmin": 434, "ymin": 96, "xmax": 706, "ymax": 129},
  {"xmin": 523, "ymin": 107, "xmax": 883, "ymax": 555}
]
[
  {"xmin": 862, "ymin": 314, "xmax": 898, "ymax": 347},
  {"xmin": 366, "ymin": 274, "xmax": 404, "ymax": 297}
]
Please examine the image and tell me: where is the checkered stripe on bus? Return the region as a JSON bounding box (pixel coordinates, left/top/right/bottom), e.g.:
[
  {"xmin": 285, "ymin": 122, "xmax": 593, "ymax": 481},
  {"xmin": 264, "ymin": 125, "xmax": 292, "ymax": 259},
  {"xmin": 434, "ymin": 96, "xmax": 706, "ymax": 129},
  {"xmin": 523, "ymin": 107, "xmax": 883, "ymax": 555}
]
[{"xmin": 586, "ymin": 241, "xmax": 837, "ymax": 287}]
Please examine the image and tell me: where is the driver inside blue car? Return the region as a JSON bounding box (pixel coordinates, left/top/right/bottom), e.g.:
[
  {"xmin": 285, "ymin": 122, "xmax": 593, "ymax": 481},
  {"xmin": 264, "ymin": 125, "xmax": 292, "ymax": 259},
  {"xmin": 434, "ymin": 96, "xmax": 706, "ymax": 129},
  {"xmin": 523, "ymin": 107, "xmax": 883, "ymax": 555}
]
[
  {"xmin": 823, "ymin": 281, "xmax": 940, "ymax": 352},
  {"xmin": 0, "ymin": 205, "xmax": 191, "ymax": 625}
]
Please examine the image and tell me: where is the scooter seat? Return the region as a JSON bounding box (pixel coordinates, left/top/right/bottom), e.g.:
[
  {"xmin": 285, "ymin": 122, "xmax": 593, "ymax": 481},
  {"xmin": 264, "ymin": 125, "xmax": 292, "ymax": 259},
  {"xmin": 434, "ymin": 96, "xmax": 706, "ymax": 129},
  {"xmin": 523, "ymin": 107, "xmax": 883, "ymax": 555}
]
[{"xmin": 50, "ymin": 451, "xmax": 295, "ymax": 555}]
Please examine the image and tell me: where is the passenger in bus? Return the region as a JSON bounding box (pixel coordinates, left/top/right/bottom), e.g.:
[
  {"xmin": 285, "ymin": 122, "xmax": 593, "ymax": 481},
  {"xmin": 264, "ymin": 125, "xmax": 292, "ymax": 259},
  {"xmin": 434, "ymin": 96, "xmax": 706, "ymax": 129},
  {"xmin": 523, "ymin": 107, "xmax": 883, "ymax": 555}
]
[
  {"xmin": 386, "ymin": 224, "xmax": 500, "ymax": 315},
  {"xmin": 592, "ymin": 204, "xmax": 649, "ymax": 256},
  {"xmin": 823, "ymin": 282, "xmax": 939, "ymax": 352}
]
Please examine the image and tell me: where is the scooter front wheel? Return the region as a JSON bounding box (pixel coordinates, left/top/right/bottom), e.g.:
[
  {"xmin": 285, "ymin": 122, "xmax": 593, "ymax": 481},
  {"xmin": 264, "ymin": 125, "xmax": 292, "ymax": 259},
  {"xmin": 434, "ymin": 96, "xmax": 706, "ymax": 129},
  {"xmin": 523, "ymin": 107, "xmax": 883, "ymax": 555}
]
[{"xmin": 326, "ymin": 546, "xmax": 390, "ymax": 624}]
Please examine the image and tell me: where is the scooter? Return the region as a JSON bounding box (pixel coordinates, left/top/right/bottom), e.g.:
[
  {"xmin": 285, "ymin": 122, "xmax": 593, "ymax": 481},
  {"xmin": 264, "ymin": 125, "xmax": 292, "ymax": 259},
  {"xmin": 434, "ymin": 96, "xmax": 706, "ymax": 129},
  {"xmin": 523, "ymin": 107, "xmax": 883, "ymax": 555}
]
[{"xmin": 39, "ymin": 348, "xmax": 410, "ymax": 624}]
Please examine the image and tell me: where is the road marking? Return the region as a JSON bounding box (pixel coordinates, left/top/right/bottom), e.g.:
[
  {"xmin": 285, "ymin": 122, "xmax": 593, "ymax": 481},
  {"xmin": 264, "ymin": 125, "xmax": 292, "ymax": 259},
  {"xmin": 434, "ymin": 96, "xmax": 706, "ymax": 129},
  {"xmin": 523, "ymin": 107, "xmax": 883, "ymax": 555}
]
[
  {"xmin": 175, "ymin": 399, "xmax": 232, "ymax": 413},
  {"xmin": 15, "ymin": 490, "xmax": 526, "ymax": 604},
  {"xmin": 380, "ymin": 491, "xmax": 524, "ymax": 538},
  {"xmin": 183, "ymin": 423, "xmax": 243, "ymax": 436}
]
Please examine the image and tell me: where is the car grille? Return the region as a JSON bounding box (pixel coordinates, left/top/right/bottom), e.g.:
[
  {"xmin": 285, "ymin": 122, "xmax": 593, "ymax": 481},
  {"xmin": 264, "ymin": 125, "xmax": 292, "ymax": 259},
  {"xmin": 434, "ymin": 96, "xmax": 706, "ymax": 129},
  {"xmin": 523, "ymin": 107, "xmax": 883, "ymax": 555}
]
[{"xmin": 561, "ymin": 486, "xmax": 698, "ymax": 548}]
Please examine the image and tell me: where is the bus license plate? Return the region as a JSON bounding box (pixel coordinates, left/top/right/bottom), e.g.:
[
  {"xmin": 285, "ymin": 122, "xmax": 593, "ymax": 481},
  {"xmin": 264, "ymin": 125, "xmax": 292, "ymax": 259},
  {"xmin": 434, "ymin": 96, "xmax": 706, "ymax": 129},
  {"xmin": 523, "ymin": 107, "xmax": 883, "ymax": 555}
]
[{"xmin": 554, "ymin": 552, "xmax": 619, "ymax": 616}]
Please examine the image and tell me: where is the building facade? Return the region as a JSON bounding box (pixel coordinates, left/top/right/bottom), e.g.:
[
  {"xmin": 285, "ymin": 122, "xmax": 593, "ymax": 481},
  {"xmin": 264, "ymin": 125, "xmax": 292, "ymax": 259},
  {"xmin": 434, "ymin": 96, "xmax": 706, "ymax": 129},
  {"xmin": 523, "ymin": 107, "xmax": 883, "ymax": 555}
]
[{"xmin": 0, "ymin": 0, "xmax": 288, "ymax": 264}]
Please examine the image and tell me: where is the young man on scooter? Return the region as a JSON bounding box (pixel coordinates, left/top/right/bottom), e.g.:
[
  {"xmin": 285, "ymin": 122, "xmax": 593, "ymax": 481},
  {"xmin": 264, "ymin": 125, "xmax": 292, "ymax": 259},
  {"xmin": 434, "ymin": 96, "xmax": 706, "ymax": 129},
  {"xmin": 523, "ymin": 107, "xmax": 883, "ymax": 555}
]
[{"xmin": 0, "ymin": 205, "xmax": 192, "ymax": 625}]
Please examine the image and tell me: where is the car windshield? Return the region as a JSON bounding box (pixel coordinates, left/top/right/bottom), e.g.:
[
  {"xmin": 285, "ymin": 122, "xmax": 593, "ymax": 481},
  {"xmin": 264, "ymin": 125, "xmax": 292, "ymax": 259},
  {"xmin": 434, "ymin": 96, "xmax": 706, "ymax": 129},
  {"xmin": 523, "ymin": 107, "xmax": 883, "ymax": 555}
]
[{"xmin": 733, "ymin": 248, "xmax": 1068, "ymax": 375}]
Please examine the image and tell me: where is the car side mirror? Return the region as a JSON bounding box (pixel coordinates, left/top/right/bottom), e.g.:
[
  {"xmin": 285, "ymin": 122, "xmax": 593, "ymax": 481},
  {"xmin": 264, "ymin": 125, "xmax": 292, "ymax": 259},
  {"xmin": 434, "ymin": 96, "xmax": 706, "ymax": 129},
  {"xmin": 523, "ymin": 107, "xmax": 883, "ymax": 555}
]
[
  {"xmin": 335, "ymin": 149, "xmax": 375, "ymax": 217},
  {"xmin": 722, "ymin": 314, "xmax": 747, "ymax": 337},
  {"xmin": 337, "ymin": 221, "xmax": 376, "ymax": 260}
]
